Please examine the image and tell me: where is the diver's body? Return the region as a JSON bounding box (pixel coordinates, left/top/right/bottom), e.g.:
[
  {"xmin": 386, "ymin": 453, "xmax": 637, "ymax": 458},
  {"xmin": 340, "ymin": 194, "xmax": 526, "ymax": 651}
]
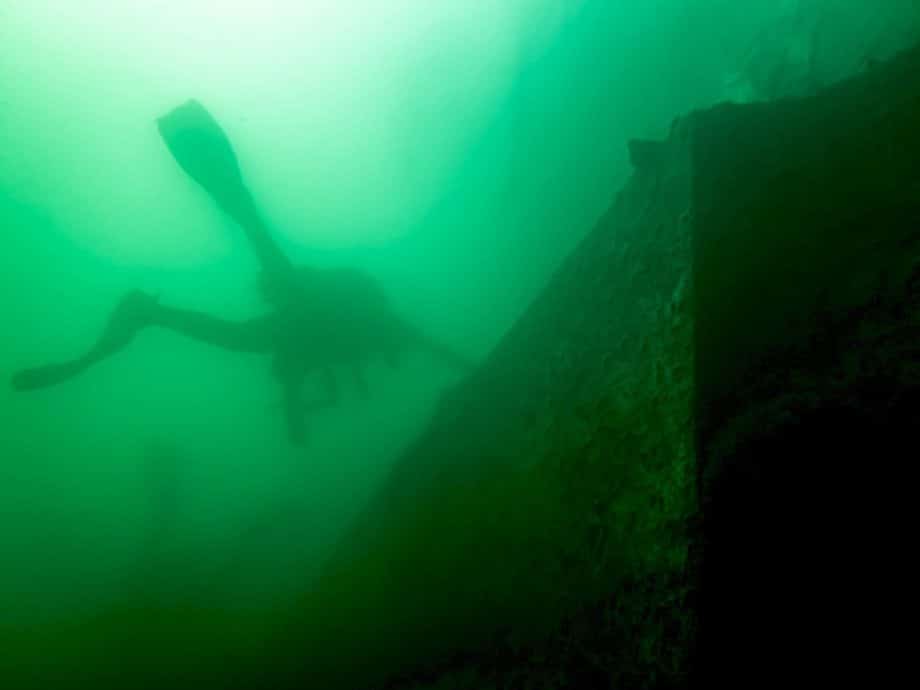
[
  {"xmin": 10, "ymin": 266, "xmax": 468, "ymax": 445},
  {"xmin": 10, "ymin": 100, "xmax": 471, "ymax": 444}
]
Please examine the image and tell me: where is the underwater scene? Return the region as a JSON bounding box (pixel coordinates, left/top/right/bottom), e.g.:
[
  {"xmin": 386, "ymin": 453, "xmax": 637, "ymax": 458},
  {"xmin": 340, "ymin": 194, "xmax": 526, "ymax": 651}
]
[{"xmin": 2, "ymin": 1, "xmax": 918, "ymax": 688}]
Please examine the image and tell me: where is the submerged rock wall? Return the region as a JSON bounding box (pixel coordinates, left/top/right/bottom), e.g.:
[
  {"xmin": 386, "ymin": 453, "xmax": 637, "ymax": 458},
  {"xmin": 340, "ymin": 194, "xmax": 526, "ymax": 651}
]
[
  {"xmin": 265, "ymin": 107, "xmax": 698, "ymax": 690},
  {"xmin": 260, "ymin": 40, "xmax": 920, "ymax": 690},
  {"xmin": 691, "ymin": 41, "xmax": 920, "ymax": 686}
]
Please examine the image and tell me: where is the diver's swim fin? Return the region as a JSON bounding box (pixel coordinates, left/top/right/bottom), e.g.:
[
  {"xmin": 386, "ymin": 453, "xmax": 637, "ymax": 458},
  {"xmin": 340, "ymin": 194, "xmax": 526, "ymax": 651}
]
[
  {"xmin": 156, "ymin": 99, "xmax": 249, "ymax": 221},
  {"xmin": 10, "ymin": 291, "xmax": 157, "ymax": 392},
  {"xmin": 156, "ymin": 99, "xmax": 293, "ymax": 280},
  {"xmin": 10, "ymin": 361, "xmax": 90, "ymax": 391}
]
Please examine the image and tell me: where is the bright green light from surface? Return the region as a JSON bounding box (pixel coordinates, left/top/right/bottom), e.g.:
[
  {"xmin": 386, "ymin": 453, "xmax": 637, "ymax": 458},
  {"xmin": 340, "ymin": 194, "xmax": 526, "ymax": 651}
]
[{"xmin": 2, "ymin": 1, "xmax": 572, "ymax": 263}]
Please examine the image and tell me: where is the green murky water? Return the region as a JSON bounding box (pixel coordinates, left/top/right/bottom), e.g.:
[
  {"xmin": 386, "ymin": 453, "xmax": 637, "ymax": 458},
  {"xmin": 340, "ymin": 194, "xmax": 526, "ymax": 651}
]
[{"xmin": 1, "ymin": 2, "xmax": 916, "ymax": 687}]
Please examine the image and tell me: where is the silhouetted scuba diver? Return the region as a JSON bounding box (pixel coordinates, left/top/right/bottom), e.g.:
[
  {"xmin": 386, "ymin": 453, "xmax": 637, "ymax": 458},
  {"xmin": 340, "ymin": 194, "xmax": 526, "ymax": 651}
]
[{"xmin": 10, "ymin": 100, "xmax": 472, "ymax": 445}]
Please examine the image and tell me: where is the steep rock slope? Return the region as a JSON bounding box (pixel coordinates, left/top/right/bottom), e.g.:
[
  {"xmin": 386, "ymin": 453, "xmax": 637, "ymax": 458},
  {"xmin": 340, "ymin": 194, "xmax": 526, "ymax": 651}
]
[
  {"xmin": 692, "ymin": 40, "xmax": 920, "ymax": 687},
  {"xmin": 269, "ymin": 109, "xmax": 697, "ymax": 690},
  {"xmin": 263, "ymin": 41, "xmax": 920, "ymax": 690}
]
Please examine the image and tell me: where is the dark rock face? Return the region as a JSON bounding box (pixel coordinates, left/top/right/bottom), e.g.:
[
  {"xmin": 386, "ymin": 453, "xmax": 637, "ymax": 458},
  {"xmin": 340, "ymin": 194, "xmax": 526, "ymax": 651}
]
[
  {"xmin": 272, "ymin": 41, "xmax": 920, "ymax": 690},
  {"xmin": 691, "ymin": 42, "xmax": 920, "ymax": 686},
  {"xmin": 283, "ymin": 106, "xmax": 697, "ymax": 690}
]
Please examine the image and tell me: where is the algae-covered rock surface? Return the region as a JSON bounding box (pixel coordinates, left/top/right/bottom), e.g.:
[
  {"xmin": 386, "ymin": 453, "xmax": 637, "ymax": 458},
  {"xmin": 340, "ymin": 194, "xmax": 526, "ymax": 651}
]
[
  {"xmin": 256, "ymin": 41, "xmax": 920, "ymax": 690},
  {"xmin": 692, "ymin": 40, "xmax": 920, "ymax": 688},
  {"xmin": 266, "ymin": 102, "xmax": 698, "ymax": 690}
]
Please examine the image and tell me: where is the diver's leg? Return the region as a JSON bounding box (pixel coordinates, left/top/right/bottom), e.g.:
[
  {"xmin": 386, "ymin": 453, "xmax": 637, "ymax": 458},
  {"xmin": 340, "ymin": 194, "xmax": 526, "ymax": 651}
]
[
  {"xmin": 289, "ymin": 368, "xmax": 339, "ymax": 411},
  {"xmin": 10, "ymin": 290, "xmax": 158, "ymax": 391},
  {"xmin": 289, "ymin": 369, "xmax": 338, "ymax": 412}
]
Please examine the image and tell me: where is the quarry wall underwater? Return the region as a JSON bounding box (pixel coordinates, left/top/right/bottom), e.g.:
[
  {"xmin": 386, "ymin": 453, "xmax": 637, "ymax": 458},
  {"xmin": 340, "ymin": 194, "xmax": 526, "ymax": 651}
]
[{"xmin": 254, "ymin": 40, "xmax": 920, "ymax": 690}]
